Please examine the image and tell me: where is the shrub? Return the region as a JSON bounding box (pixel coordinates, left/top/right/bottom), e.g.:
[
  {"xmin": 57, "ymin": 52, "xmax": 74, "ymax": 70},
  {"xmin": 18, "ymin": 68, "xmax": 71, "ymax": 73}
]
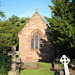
[{"xmin": 0, "ymin": 55, "xmax": 11, "ymax": 75}]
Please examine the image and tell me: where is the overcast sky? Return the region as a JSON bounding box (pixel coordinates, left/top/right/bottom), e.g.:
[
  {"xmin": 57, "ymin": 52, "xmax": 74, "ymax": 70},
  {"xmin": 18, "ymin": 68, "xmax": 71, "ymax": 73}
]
[{"xmin": 0, "ymin": 0, "xmax": 53, "ymax": 19}]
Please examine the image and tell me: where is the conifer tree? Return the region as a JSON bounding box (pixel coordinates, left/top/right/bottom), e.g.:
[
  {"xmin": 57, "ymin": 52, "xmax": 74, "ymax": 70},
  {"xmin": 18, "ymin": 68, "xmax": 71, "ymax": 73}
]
[{"xmin": 45, "ymin": 0, "xmax": 75, "ymax": 57}]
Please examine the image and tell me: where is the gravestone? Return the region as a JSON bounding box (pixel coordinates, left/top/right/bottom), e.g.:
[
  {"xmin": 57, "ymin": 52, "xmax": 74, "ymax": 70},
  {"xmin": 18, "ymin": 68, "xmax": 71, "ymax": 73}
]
[
  {"xmin": 60, "ymin": 69, "xmax": 64, "ymax": 75},
  {"xmin": 60, "ymin": 55, "xmax": 70, "ymax": 75},
  {"xmin": 8, "ymin": 46, "xmax": 19, "ymax": 75}
]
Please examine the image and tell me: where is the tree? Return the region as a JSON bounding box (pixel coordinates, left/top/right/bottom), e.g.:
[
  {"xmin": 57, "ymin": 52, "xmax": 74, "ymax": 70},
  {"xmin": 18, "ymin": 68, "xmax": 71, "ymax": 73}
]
[
  {"xmin": 45, "ymin": 0, "xmax": 75, "ymax": 58},
  {"xmin": 8, "ymin": 15, "xmax": 30, "ymax": 28},
  {"xmin": 0, "ymin": 22, "xmax": 14, "ymax": 54},
  {"xmin": 15, "ymin": 17, "xmax": 30, "ymax": 27},
  {"xmin": 0, "ymin": 16, "xmax": 30, "ymax": 55},
  {"xmin": 69, "ymin": 0, "xmax": 75, "ymax": 27},
  {"xmin": 0, "ymin": 11, "xmax": 5, "ymax": 17},
  {"xmin": 8, "ymin": 15, "xmax": 19, "ymax": 25}
]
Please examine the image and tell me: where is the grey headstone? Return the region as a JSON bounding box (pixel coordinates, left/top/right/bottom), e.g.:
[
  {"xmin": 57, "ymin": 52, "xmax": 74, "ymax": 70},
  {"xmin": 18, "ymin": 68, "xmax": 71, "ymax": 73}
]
[{"xmin": 60, "ymin": 69, "xmax": 64, "ymax": 75}]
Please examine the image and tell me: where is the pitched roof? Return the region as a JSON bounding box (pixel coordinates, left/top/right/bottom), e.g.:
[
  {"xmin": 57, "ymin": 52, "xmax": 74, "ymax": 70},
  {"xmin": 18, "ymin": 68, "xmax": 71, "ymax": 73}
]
[
  {"xmin": 27, "ymin": 11, "xmax": 47, "ymax": 24},
  {"xmin": 18, "ymin": 11, "xmax": 47, "ymax": 35}
]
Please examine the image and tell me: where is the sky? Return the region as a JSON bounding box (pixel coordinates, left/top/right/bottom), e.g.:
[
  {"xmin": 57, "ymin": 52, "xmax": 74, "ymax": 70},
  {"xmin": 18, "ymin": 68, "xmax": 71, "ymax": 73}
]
[{"xmin": 0, "ymin": 0, "xmax": 54, "ymax": 20}]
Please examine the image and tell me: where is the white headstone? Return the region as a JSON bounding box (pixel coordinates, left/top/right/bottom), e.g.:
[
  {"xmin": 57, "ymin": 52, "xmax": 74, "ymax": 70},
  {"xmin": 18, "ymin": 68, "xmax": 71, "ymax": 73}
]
[{"xmin": 60, "ymin": 55, "xmax": 70, "ymax": 75}]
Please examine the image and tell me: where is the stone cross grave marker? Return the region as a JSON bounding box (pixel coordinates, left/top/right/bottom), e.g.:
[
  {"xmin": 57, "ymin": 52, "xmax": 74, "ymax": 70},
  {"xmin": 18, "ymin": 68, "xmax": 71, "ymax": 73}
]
[
  {"xmin": 8, "ymin": 46, "xmax": 19, "ymax": 71},
  {"xmin": 60, "ymin": 55, "xmax": 70, "ymax": 75}
]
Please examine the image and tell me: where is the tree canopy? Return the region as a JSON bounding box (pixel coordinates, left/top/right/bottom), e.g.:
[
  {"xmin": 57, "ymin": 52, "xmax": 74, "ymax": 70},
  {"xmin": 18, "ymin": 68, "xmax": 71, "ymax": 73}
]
[
  {"xmin": 0, "ymin": 16, "xmax": 30, "ymax": 55},
  {"xmin": 0, "ymin": 11, "xmax": 5, "ymax": 17},
  {"xmin": 45, "ymin": 0, "xmax": 75, "ymax": 58}
]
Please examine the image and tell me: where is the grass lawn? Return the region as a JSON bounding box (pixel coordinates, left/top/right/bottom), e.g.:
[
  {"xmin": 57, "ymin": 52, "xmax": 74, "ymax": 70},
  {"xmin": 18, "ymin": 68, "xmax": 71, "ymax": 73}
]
[{"xmin": 20, "ymin": 62, "xmax": 55, "ymax": 75}]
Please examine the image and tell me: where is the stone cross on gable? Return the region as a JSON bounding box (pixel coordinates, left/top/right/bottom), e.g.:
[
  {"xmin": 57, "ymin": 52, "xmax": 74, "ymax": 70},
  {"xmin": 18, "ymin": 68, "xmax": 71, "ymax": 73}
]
[
  {"xmin": 60, "ymin": 55, "xmax": 70, "ymax": 75},
  {"xmin": 36, "ymin": 8, "xmax": 38, "ymax": 12},
  {"xmin": 8, "ymin": 46, "xmax": 19, "ymax": 71}
]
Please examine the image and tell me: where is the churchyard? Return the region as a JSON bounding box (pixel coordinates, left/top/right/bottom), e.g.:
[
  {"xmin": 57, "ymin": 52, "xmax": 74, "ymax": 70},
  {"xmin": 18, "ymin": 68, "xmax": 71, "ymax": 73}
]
[
  {"xmin": 6, "ymin": 46, "xmax": 75, "ymax": 75},
  {"xmin": 0, "ymin": 0, "xmax": 75, "ymax": 75}
]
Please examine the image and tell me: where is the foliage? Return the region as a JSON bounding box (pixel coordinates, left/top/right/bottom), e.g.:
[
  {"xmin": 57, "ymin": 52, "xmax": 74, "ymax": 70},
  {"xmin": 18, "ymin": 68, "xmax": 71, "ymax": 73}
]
[
  {"xmin": 45, "ymin": 0, "xmax": 75, "ymax": 57},
  {"xmin": 0, "ymin": 19, "xmax": 3, "ymax": 23},
  {"xmin": 8, "ymin": 15, "xmax": 19, "ymax": 25},
  {"xmin": 0, "ymin": 15, "xmax": 30, "ymax": 75},
  {"xmin": 0, "ymin": 16, "xmax": 30, "ymax": 55},
  {"xmin": 0, "ymin": 22, "xmax": 13, "ymax": 54},
  {"xmin": 16, "ymin": 17, "xmax": 30, "ymax": 31},
  {"xmin": 0, "ymin": 11, "xmax": 5, "ymax": 17},
  {"xmin": 0, "ymin": 55, "xmax": 11, "ymax": 75}
]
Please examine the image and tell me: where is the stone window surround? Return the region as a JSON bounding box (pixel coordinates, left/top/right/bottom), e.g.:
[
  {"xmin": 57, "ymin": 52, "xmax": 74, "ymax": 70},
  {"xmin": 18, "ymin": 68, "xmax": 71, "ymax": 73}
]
[{"xmin": 30, "ymin": 29, "xmax": 44, "ymax": 50}]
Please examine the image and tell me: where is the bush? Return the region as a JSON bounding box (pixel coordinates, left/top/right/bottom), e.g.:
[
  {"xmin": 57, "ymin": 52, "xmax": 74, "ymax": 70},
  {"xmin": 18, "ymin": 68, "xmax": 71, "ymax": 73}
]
[{"xmin": 0, "ymin": 55, "xmax": 11, "ymax": 75}]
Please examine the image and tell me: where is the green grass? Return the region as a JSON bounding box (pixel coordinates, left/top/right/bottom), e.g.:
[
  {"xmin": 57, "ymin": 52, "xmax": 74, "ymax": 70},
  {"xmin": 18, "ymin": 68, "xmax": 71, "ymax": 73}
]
[{"xmin": 21, "ymin": 62, "xmax": 55, "ymax": 75}]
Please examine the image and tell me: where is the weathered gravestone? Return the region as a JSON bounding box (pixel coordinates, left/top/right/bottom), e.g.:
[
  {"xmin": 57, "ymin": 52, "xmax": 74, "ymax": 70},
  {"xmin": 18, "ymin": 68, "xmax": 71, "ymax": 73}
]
[
  {"xmin": 8, "ymin": 46, "xmax": 19, "ymax": 75},
  {"xmin": 59, "ymin": 69, "xmax": 64, "ymax": 75},
  {"xmin": 60, "ymin": 55, "xmax": 70, "ymax": 75}
]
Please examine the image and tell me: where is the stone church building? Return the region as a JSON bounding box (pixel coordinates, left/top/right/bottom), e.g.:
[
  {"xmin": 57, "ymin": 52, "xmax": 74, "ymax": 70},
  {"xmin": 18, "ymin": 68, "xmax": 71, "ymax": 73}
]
[{"xmin": 18, "ymin": 10, "xmax": 55, "ymax": 63}]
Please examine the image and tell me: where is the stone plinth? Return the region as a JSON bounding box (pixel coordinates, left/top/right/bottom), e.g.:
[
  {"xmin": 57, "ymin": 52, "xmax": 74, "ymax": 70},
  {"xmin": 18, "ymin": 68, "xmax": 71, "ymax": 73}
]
[{"xmin": 8, "ymin": 70, "xmax": 19, "ymax": 75}]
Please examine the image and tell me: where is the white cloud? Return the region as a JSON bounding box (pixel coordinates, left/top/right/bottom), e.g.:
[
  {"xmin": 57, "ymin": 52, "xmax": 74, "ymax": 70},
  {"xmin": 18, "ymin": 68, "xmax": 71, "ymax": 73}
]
[{"xmin": 20, "ymin": 11, "xmax": 35, "ymax": 18}]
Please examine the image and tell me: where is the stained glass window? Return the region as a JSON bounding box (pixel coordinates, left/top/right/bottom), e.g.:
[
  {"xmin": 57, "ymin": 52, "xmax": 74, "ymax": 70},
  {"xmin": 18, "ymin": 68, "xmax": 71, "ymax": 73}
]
[
  {"xmin": 31, "ymin": 31, "xmax": 42, "ymax": 50},
  {"xmin": 35, "ymin": 36, "xmax": 38, "ymax": 49},
  {"xmin": 31, "ymin": 39, "xmax": 34, "ymax": 49},
  {"xmin": 39, "ymin": 34, "xmax": 41, "ymax": 38},
  {"xmin": 35, "ymin": 32, "xmax": 37, "ymax": 36},
  {"xmin": 33, "ymin": 34, "xmax": 34, "ymax": 38},
  {"xmin": 39, "ymin": 39, "xmax": 42, "ymax": 49},
  {"xmin": 36, "ymin": 32, "xmax": 38, "ymax": 35}
]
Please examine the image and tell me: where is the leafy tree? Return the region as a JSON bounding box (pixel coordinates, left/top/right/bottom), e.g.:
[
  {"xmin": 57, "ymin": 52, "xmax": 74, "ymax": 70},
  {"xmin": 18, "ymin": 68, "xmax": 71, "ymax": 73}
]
[
  {"xmin": 45, "ymin": 0, "xmax": 75, "ymax": 58},
  {"xmin": 0, "ymin": 55, "xmax": 11, "ymax": 75},
  {"xmin": 0, "ymin": 19, "xmax": 3, "ymax": 23},
  {"xmin": 8, "ymin": 15, "xmax": 19, "ymax": 25},
  {"xmin": 0, "ymin": 22, "xmax": 14, "ymax": 54},
  {"xmin": 0, "ymin": 21, "xmax": 20, "ymax": 54},
  {"xmin": 0, "ymin": 22, "xmax": 12, "ymax": 75},
  {"xmin": 69, "ymin": 0, "xmax": 75, "ymax": 27},
  {"xmin": 0, "ymin": 11, "xmax": 5, "ymax": 17},
  {"xmin": 0, "ymin": 16, "xmax": 30, "ymax": 55},
  {"xmin": 15, "ymin": 17, "xmax": 30, "ymax": 27},
  {"xmin": 8, "ymin": 15, "xmax": 30, "ymax": 28},
  {"xmin": 16, "ymin": 17, "xmax": 30, "ymax": 31}
]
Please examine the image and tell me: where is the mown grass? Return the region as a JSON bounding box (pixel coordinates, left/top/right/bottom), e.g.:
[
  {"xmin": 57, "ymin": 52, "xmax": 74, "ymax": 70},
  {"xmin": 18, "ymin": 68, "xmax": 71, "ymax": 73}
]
[{"xmin": 21, "ymin": 62, "xmax": 55, "ymax": 75}]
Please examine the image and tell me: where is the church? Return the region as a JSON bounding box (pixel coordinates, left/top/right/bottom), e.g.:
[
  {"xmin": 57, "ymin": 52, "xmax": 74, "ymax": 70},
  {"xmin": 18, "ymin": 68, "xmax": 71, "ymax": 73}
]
[{"xmin": 18, "ymin": 9, "xmax": 55, "ymax": 63}]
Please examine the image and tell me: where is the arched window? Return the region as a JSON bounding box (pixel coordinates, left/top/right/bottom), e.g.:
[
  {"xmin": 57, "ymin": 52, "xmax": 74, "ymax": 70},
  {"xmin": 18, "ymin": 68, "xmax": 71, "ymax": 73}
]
[{"xmin": 31, "ymin": 31, "xmax": 43, "ymax": 50}]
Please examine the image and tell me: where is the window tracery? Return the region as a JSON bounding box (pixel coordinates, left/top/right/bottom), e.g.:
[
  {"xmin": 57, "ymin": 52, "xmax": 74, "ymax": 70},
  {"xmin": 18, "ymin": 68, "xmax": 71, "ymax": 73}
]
[{"xmin": 31, "ymin": 31, "xmax": 43, "ymax": 50}]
